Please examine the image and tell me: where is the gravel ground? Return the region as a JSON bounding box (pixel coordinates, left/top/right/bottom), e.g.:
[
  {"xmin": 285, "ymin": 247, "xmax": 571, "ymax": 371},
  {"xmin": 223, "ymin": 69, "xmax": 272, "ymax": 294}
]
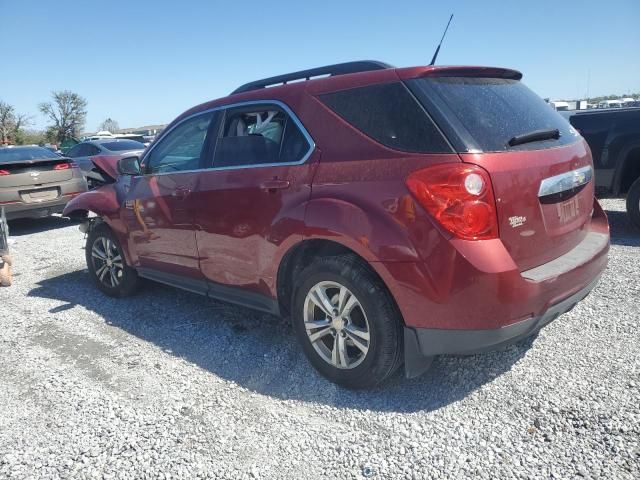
[{"xmin": 0, "ymin": 198, "xmax": 638, "ymax": 479}]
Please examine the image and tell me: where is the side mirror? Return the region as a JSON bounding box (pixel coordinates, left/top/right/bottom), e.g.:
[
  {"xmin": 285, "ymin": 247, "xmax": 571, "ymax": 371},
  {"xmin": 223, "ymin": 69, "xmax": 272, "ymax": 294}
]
[{"xmin": 117, "ymin": 156, "xmax": 141, "ymax": 176}]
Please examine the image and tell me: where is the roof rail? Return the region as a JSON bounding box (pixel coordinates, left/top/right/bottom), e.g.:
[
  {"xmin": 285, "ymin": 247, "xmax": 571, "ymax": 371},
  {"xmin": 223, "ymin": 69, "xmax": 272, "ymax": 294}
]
[{"xmin": 231, "ymin": 60, "xmax": 393, "ymax": 94}]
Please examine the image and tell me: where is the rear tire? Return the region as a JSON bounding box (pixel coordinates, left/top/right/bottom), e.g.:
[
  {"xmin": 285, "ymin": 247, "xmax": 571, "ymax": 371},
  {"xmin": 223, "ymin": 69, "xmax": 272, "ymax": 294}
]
[
  {"xmin": 292, "ymin": 255, "xmax": 403, "ymax": 389},
  {"xmin": 86, "ymin": 223, "xmax": 139, "ymax": 297},
  {"xmin": 626, "ymin": 177, "xmax": 640, "ymax": 230}
]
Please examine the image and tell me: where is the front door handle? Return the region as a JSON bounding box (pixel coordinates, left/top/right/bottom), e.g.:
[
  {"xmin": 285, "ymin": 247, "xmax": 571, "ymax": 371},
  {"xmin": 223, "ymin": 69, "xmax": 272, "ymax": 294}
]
[
  {"xmin": 260, "ymin": 179, "xmax": 290, "ymax": 192},
  {"xmin": 171, "ymin": 187, "xmax": 192, "ymax": 199}
]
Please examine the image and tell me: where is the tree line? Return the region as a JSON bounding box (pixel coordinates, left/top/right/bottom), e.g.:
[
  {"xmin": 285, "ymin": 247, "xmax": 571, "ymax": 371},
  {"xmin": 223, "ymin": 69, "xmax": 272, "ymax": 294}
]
[
  {"xmin": 586, "ymin": 92, "xmax": 639, "ymax": 103},
  {"xmin": 0, "ymin": 91, "xmax": 119, "ymax": 146}
]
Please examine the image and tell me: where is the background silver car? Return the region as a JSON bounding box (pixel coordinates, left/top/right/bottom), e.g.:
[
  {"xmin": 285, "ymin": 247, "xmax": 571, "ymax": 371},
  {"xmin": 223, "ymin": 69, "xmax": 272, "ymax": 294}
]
[
  {"xmin": 0, "ymin": 146, "xmax": 87, "ymax": 220},
  {"xmin": 65, "ymin": 139, "xmax": 145, "ymax": 174}
]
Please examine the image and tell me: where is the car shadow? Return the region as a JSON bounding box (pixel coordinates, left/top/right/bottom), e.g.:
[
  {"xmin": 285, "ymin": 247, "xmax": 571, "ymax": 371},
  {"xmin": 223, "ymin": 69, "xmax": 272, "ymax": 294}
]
[
  {"xmin": 8, "ymin": 215, "xmax": 81, "ymax": 237},
  {"xmin": 29, "ymin": 269, "xmax": 535, "ymax": 413},
  {"xmin": 605, "ymin": 209, "xmax": 639, "ymax": 247}
]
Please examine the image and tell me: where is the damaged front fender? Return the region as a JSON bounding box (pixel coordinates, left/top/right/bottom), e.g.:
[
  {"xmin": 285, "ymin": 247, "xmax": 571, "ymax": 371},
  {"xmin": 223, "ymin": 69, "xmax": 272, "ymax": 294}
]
[
  {"xmin": 63, "ymin": 183, "xmax": 136, "ymax": 265},
  {"xmin": 62, "ymin": 184, "xmax": 120, "ymax": 218}
]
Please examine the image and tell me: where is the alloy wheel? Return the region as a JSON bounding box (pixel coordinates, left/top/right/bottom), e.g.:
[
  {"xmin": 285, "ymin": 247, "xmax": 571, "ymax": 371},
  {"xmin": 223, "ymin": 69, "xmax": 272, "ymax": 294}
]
[
  {"xmin": 303, "ymin": 281, "xmax": 371, "ymax": 369},
  {"xmin": 91, "ymin": 236, "xmax": 124, "ymax": 288}
]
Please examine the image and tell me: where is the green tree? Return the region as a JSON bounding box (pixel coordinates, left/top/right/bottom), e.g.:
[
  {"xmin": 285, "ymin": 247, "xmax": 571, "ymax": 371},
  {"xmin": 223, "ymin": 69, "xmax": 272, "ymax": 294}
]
[
  {"xmin": 0, "ymin": 101, "xmax": 32, "ymax": 144},
  {"xmin": 38, "ymin": 90, "xmax": 88, "ymax": 143},
  {"xmin": 15, "ymin": 129, "xmax": 47, "ymax": 146},
  {"xmin": 0, "ymin": 101, "xmax": 15, "ymax": 144}
]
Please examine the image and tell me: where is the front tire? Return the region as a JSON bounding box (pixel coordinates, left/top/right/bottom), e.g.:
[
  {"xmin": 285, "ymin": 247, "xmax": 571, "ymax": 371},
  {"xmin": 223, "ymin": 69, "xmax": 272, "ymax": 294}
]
[
  {"xmin": 292, "ymin": 255, "xmax": 403, "ymax": 389},
  {"xmin": 86, "ymin": 223, "xmax": 139, "ymax": 297},
  {"xmin": 626, "ymin": 177, "xmax": 640, "ymax": 230}
]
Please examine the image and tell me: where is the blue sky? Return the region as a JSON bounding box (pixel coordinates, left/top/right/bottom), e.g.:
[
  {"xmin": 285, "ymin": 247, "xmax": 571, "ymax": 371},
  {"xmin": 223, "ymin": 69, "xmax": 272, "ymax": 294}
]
[{"xmin": 1, "ymin": 0, "xmax": 638, "ymax": 132}]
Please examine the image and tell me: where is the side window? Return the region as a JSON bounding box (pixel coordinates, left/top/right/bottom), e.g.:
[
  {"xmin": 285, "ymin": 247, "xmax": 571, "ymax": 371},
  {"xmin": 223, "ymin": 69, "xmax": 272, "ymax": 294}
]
[
  {"xmin": 145, "ymin": 111, "xmax": 215, "ymax": 174},
  {"xmin": 87, "ymin": 145, "xmax": 101, "ymax": 156},
  {"xmin": 280, "ymin": 117, "xmax": 311, "ymax": 164},
  {"xmin": 77, "ymin": 144, "xmax": 92, "ymax": 156},
  {"xmin": 213, "ymin": 105, "xmax": 311, "ymax": 168},
  {"xmin": 66, "ymin": 145, "xmax": 82, "ymax": 157},
  {"xmin": 319, "ymin": 82, "xmax": 451, "ymax": 153}
]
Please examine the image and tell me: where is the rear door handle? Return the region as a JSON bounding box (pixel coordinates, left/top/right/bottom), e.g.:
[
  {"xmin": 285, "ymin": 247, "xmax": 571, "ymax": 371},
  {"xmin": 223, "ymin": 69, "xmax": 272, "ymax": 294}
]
[
  {"xmin": 260, "ymin": 180, "xmax": 290, "ymax": 192},
  {"xmin": 171, "ymin": 187, "xmax": 192, "ymax": 199}
]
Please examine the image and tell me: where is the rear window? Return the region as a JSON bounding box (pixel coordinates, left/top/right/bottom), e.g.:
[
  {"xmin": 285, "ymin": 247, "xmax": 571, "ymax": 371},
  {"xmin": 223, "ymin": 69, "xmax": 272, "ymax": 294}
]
[
  {"xmin": 319, "ymin": 82, "xmax": 451, "ymax": 153},
  {"xmin": 409, "ymin": 77, "xmax": 579, "ymax": 152},
  {"xmin": 116, "ymin": 135, "xmax": 145, "ymax": 143},
  {"xmin": 101, "ymin": 140, "xmax": 145, "ymax": 151},
  {"xmin": 0, "ymin": 147, "xmax": 60, "ymax": 163}
]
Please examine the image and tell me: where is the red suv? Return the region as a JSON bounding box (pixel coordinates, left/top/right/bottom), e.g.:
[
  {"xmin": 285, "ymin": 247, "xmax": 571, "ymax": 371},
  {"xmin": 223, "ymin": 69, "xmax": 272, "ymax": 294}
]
[{"xmin": 64, "ymin": 61, "xmax": 609, "ymax": 388}]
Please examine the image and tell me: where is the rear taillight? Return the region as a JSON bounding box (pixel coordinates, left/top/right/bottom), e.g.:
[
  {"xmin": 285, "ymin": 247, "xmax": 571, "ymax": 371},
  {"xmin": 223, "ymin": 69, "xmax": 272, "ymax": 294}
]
[
  {"xmin": 406, "ymin": 163, "xmax": 499, "ymax": 240},
  {"xmin": 54, "ymin": 162, "xmax": 73, "ymax": 170},
  {"xmin": 0, "ymin": 169, "xmax": 9, "ymax": 176}
]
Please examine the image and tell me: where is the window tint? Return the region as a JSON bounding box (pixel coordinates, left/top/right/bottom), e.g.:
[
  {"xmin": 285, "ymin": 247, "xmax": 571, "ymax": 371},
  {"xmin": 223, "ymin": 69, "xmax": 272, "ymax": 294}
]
[
  {"xmin": 213, "ymin": 106, "xmax": 311, "ymax": 168},
  {"xmin": 0, "ymin": 147, "xmax": 59, "ymax": 162},
  {"xmin": 101, "ymin": 140, "xmax": 145, "ymax": 151},
  {"xmin": 319, "ymin": 82, "xmax": 450, "ymax": 153},
  {"xmin": 87, "ymin": 145, "xmax": 101, "ymax": 155},
  {"xmin": 280, "ymin": 118, "xmax": 310, "ymax": 164},
  {"xmin": 66, "ymin": 145, "xmax": 82, "ymax": 158},
  {"xmin": 72, "ymin": 144, "xmax": 90, "ymax": 157},
  {"xmin": 145, "ymin": 112, "xmax": 215, "ymax": 174},
  {"xmin": 409, "ymin": 77, "xmax": 579, "ymax": 152},
  {"xmin": 117, "ymin": 135, "xmax": 145, "ymax": 143}
]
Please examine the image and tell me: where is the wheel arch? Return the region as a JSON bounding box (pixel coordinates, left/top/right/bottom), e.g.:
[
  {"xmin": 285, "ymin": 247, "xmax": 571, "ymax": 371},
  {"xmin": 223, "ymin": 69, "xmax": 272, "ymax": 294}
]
[
  {"xmin": 613, "ymin": 142, "xmax": 640, "ymax": 195},
  {"xmin": 64, "ymin": 187, "xmax": 135, "ymax": 266},
  {"xmin": 275, "ymin": 238, "xmax": 405, "ymax": 325}
]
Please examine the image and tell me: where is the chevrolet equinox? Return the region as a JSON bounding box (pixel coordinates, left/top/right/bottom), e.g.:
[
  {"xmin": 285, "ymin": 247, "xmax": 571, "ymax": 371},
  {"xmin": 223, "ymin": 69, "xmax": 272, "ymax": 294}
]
[{"xmin": 64, "ymin": 61, "xmax": 610, "ymax": 388}]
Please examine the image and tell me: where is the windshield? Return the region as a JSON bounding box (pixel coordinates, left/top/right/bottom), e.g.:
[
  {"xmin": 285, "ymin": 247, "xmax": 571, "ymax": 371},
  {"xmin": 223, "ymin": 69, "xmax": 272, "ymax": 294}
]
[
  {"xmin": 101, "ymin": 140, "xmax": 145, "ymax": 151},
  {"xmin": 409, "ymin": 77, "xmax": 579, "ymax": 152},
  {"xmin": 0, "ymin": 147, "xmax": 60, "ymax": 163}
]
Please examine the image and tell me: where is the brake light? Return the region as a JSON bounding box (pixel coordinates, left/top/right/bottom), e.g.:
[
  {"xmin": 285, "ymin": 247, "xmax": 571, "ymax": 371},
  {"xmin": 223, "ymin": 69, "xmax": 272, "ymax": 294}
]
[
  {"xmin": 54, "ymin": 162, "xmax": 72, "ymax": 170},
  {"xmin": 406, "ymin": 163, "xmax": 499, "ymax": 240},
  {"xmin": 0, "ymin": 169, "xmax": 9, "ymax": 176}
]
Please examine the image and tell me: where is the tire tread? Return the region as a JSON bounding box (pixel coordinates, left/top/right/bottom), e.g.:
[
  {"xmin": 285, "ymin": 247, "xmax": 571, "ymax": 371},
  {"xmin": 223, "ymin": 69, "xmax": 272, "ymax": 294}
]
[{"xmin": 293, "ymin": 254, "xmax": 403, "ymax": 389}]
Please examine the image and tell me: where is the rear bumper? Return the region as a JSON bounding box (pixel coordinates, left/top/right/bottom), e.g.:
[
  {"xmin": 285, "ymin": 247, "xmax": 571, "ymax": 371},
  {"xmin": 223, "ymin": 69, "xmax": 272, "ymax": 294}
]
[
  {"xmin": 406, "ymin": 274, "xmax": 598, "ymax": 361},
  {"xmin": 0, "ymin": 192, "xmax": 82, "ymax": 220},
  {"xmin": 376, "ymin": 200, "xmax": 610, "ymax": 378},
  {"xmin": 2, "ymin": 178, "xmax": 87, "ymax": 220},
  {"xmin": 382, "ymin": 199, "xmax": 609, "ymax": 330},
  {"xmin": 4, "ymin": 197, "xmax": 71, "ymax": 220}
]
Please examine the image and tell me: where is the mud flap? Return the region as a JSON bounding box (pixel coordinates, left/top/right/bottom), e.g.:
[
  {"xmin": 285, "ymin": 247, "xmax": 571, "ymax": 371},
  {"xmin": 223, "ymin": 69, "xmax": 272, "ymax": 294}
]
[{"xmin": 404, "ymin": 327, "xmax": 434, "ymax": 378}]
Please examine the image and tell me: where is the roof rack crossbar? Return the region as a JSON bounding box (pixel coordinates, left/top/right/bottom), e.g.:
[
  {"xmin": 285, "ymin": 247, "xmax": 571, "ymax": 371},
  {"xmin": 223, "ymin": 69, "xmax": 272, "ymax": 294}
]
[{"xmin": 231, "ymin": 60, "xmax": 393, "ymax": 94}]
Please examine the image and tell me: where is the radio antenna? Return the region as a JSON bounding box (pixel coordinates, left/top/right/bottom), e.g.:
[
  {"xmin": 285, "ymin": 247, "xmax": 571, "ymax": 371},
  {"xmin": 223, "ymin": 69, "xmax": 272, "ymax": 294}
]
[{"xmin": 429, "ymin": 14, "xmax": 454, "ymax": 66}]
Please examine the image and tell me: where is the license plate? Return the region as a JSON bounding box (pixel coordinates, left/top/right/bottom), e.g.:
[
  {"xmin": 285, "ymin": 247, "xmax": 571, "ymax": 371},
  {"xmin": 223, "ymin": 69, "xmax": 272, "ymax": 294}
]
[
  {"xmin": 30, "ymin": 190, "xmax": 53, "ymax": 199},
  {"xmin": 557, "ymin": 196, "xmax": 580, "ymax": 223},
  {"xmin": 22, "ymin": 188, "xmax": 59, "ymax": 202}
]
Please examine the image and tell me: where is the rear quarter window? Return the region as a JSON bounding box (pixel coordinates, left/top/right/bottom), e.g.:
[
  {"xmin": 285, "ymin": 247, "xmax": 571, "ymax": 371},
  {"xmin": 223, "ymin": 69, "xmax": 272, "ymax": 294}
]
[
  {"xmin": 409, "ymin": 77, "xmax": 579, "ymax": 152},
  {"xmin": 319, "ymin": 82, "xmax": 451, "ymax": 153}
]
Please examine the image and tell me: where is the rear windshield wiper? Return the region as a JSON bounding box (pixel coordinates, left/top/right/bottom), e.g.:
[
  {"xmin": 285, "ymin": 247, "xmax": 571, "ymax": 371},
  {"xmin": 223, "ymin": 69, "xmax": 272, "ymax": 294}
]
[{"xmin": 508, "ymin": 128, "xmax": 560, "ymax": 147}]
